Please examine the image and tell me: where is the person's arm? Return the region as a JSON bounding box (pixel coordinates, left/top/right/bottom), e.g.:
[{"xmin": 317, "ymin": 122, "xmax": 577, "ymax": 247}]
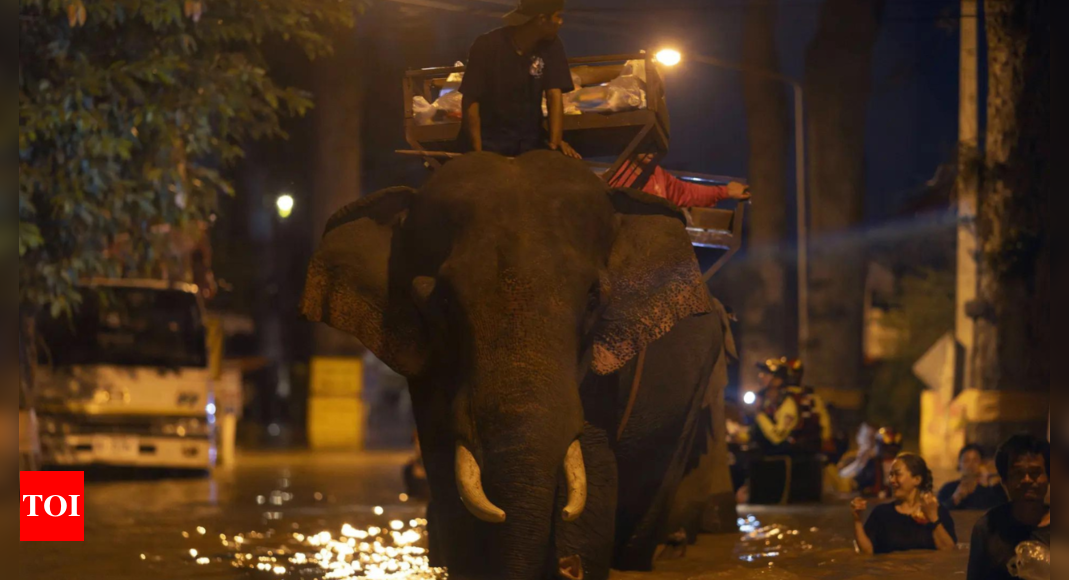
[
  {"xmin": 543, "ymin": 39, "xmax": 580, "ymax": 159},
  {"xmin": 661, "ymin": 172, "xmax": 729, "ymax": 208},
  {"xmin": 937, "ymin": 483, "xmax": 958, "ymax": 510},
  {"xmin": 545, "ymin": 89, "xmax": 568, "ymax": 153},
  {"xmin": 662, "ymin": 174, "xmax": 751, "ymax": 209},
  {"xmin": 464, "ymin": 99, "xmax": 483, "ymax": 152},
  {"xmin": 755, "ymin": 398, "xmax": 799, "ymax": 446},
  {"xmin": 923, "ymin": 497, "xmax": 958, "ymax": 551},
  {"xmin": 951, "ymin": 476, "xmax": 979, "ymax": 508},
  {"xmin": 931, "ymin": 521, "xmax": 957, "ymax": 551},
  {"xmin": 852, "ymin": 498, "xmax": 875, "ymax": 555},
  {"xmin": 459, "ymin": 36, "xmax": 488, "ymax": 152}
]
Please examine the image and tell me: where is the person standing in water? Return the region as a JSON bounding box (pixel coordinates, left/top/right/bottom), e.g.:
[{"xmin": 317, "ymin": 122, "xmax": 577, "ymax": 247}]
[
  {"xmin": 939, "ymin": 444, "xmax": 1009, "ymax": 511},
  {"xmin": 751, "ymin": 358, "xmax": 795, "ymax": 456},
  {"xmin": 851, "ymin": 453, "xmax": 958, "ymax": 554},
  {"xmin": 968, "ymin": 434, "xmax": 1051, "ymax": 580}
]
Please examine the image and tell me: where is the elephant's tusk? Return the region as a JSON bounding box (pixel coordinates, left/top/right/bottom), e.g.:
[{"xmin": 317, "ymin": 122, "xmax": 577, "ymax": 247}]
[
  {"xmin": 456, "ymin": 444, "xmax": 507, "ymax": 524},
  {"xmin": 562, "ymin": 440, "xmax": 588, "ymax": 522}
]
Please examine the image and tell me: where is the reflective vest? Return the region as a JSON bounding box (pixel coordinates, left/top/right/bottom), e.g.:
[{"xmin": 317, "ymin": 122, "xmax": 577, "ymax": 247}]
[{"xmin": 786, "ymin": 386, "xmax": 824, "ymax": 454}]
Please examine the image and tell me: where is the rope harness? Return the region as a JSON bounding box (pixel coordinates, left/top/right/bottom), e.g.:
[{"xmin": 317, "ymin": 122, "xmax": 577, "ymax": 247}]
[{"xmin": 616, "ymin": 347, "xmax": 648, "ymax": 442}]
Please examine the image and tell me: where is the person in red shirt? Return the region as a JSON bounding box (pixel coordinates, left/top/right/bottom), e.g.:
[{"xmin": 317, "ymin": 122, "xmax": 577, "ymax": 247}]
[{"xmin": 611, "ymin": 154, "xmax": 752, "ymax": 208}]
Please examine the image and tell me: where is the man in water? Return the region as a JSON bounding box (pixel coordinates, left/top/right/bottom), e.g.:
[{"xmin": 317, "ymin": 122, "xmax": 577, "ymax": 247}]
[
  {"xmin": 939, "ymin": 444, "xmax": 1008, "ymax": 511},
  {"xmin": 784, "ymin": 359, "xmax": 836, "ymax": 456},
  {"xmin": 967, "ymin": 434, "xmax": 1051, "ymax": 580},
  {"xmin": 751, "ymin": 358, "xmax": 795, "ymax": 456},
  {"xmin": 749, "ymin": 358, "xmax": 825, "ymax": 503},
  {"xmin": 460, "ymin": 0, "xmax": 580, "ymax": 158}
]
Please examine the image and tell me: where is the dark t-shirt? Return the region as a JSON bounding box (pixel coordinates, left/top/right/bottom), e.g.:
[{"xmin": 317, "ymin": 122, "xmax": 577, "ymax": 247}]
[
  {"xmin": 459, "ymin": 27, "xmax": 574, "ymax": 156},
  {"xmin": 968, "ymin": 504, "xmax": 1048, "ymax": 580},
  {"xmin": 938, "ymin": 480, "xmax": 1009, "ymax": 511},
  {"xmin": 864, "ymin": 503, "xmax": 958, "ymax": 554}
]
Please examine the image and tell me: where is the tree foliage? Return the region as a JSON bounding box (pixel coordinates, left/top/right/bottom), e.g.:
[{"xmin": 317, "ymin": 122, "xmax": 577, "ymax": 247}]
[
  {"xmin": 866, "ymin": 268, "xmax": 955, "ymax": 436},
  {"xmin": 19, "ymin": 0, "xmax": 359, "ymax": 316}
]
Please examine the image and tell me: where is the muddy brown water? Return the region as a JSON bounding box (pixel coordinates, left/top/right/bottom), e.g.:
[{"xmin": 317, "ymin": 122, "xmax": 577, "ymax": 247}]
[{"xmin": 19, "ymin": 453, "xmax": 978, "ymax": 580}]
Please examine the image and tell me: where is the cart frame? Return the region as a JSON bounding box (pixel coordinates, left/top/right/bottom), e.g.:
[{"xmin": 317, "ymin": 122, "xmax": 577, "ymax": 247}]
[
  {"xmin": 400, "ymin": 53, "xmax": 745, "ymax": 281},
  {"xmin": 403, "ymin": 52, "xmax": 670, "ymax": 190}
]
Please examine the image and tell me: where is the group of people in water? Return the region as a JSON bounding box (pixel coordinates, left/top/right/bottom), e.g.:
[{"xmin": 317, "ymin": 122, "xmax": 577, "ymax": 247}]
[
  {"xmin": 850, "ymin": 433, "xmax": 1051, "ymax": 580},
  {"xmin": 739, "ymin": 357, "xmax": 1053, "ymax": 579}
]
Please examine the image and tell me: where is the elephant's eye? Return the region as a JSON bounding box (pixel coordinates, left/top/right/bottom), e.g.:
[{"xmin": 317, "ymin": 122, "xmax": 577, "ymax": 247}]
[
  {"xmin": 586, "ymin": 282, "xmax": 602, "ymax": 312},
  {"xmin": 412, "ymin": 276, "xmax": 438, "ymax": 312}
]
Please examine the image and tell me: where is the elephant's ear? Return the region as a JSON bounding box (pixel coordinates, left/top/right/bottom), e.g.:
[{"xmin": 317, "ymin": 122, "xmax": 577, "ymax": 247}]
[
  {"xmin": 592, "ymin": 188, "xmax": 714, "ymax": 375},
  {"xmin": 301, "ymin": 187, "xmax": 427, "ymax": 377}
]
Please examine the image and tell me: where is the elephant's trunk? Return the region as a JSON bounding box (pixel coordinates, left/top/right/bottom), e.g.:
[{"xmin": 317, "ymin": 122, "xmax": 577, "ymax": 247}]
[
  {"xmin": 562, "ymin": 440, "xmax": 588, "ymax": 522},
  {"xmin": 456, "ymin": 443, "xmax": 507, "ymax": 524}
]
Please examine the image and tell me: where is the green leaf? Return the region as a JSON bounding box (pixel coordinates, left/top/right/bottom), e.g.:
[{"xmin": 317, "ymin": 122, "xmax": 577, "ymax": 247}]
[
  {"xmin": 50, "ymin": 297, "xmax": 69, "ymax": 320},
  {"xmin": 19, "ymin": 223, "xmax": 44, "ymax": 257}
]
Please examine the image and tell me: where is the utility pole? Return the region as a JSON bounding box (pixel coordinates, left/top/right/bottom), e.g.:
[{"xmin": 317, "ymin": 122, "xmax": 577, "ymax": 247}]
[
  {"xmin": 690, "ymin": 54, "xmax": 808, "ymax": 366},
  {"xmin": 955, "ymin": 0, "xmax": 980, "ymax": 393}
]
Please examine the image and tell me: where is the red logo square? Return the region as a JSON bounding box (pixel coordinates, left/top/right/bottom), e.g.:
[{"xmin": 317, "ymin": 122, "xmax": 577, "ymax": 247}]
[{"xmin": 20, "ymin": 471, "xmax": 85, "ymax": 542}]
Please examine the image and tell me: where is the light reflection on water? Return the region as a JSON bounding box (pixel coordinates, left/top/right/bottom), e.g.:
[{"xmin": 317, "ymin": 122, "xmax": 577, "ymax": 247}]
[
  {"xmin": 177, "ymin": 517, "xmax": 444, "ymax": 579},
  {"xmin": 19, "ymin": 455, "xmax": 976, "ymax": 580},
  {"xmin": 168, "ymin": 481, "xmax": 445, "ymax": 580},
  {"xmin": 169, "ymin": 505, "xmax": 972, "ymax": 580}
]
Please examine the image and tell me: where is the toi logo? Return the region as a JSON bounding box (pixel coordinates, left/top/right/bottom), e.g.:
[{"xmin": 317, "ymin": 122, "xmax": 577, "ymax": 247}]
[{"xmin": 20, "ymin": 471, "xmax": 85, "ymax": 542}]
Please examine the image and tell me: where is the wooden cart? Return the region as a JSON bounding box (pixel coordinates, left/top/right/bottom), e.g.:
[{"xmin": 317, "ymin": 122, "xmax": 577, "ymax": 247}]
[{"xmin": 401, "ymin": 52, "xmax": 744, "ymax": 280}]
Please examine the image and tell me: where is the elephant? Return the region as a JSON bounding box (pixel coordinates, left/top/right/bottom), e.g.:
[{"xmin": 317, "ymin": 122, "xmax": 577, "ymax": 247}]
[{"xmin": 301, "ymin": 151, "xmax": 738, "ymax": 580}]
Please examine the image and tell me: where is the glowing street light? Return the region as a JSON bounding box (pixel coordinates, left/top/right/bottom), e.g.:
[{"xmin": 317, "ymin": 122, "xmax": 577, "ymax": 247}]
[
  {"xmin": 655, "ymin": 49, "xmax": 683, "ymax": 67},
  {"xmin": 276, "ymin": 194, "xmax": 295, "ymax": 219},
  {"xmin": 743, "ymin": 392, "xmax": 758, "ymax": 406}
]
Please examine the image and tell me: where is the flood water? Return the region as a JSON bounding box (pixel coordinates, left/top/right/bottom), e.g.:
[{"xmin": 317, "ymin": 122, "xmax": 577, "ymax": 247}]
[
  {"xmin": 615, "ymin": 506, "xmax": 976, "ymax": 580},
  {"xmin": 19, "ymin": 452, "xmax": 978, "ymax": 580}
]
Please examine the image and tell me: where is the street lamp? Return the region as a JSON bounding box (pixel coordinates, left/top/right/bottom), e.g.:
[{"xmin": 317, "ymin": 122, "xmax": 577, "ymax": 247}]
[
  {"xmin": 655, "ymin": 49, "xmax": 683, "ymax": 67},
  {"xmin": 656, "ymin": 49, "xmax": 810, "ymax": 359},
  {"xmin": 276, "ymin": 194, "xmax": 295, "ymax": 220}
]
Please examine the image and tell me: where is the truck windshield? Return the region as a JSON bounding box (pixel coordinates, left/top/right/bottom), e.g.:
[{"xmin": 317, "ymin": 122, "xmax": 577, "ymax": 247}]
[{"xmin": 39, "ymin": 287, "xmax": 208, "ymax": 369}]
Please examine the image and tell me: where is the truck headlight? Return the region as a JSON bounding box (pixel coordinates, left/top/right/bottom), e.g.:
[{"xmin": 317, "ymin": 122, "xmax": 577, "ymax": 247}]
[{"xmin": 176, "ymin": 418, "xmax": 211, "ymax": 438}]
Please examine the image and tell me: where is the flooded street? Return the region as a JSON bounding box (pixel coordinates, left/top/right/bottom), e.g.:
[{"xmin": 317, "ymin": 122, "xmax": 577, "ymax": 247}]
[
  {"xmin": 614, "ymin": 506, "xmax": 976, "ymax": 580},
  {"xmin": 20, "ymin": 452, "xmax": 976, "ymax": 580}
]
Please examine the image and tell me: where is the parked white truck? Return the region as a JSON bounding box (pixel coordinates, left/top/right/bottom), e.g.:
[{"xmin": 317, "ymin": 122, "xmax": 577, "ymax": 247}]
[{"xmin": 35, "ymin": 279, "xmax": 237, "ymax": 471}]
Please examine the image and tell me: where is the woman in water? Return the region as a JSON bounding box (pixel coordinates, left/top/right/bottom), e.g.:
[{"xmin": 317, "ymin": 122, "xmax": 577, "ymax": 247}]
[{"xmin": 851, "ymin": 453, "xmax": 958, "ymax": 554}]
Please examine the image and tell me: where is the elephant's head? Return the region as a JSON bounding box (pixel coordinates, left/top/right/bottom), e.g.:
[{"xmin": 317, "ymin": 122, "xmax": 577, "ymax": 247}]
[{"xmin": 301, "ymin": 151, "xmax": 711, "ymax": 578}]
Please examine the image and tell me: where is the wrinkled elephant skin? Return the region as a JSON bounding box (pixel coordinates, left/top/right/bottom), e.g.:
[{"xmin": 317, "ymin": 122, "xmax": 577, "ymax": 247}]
[{"xmin": 302, "ymin": 151, "xmax": 736, "ymax": 580}]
